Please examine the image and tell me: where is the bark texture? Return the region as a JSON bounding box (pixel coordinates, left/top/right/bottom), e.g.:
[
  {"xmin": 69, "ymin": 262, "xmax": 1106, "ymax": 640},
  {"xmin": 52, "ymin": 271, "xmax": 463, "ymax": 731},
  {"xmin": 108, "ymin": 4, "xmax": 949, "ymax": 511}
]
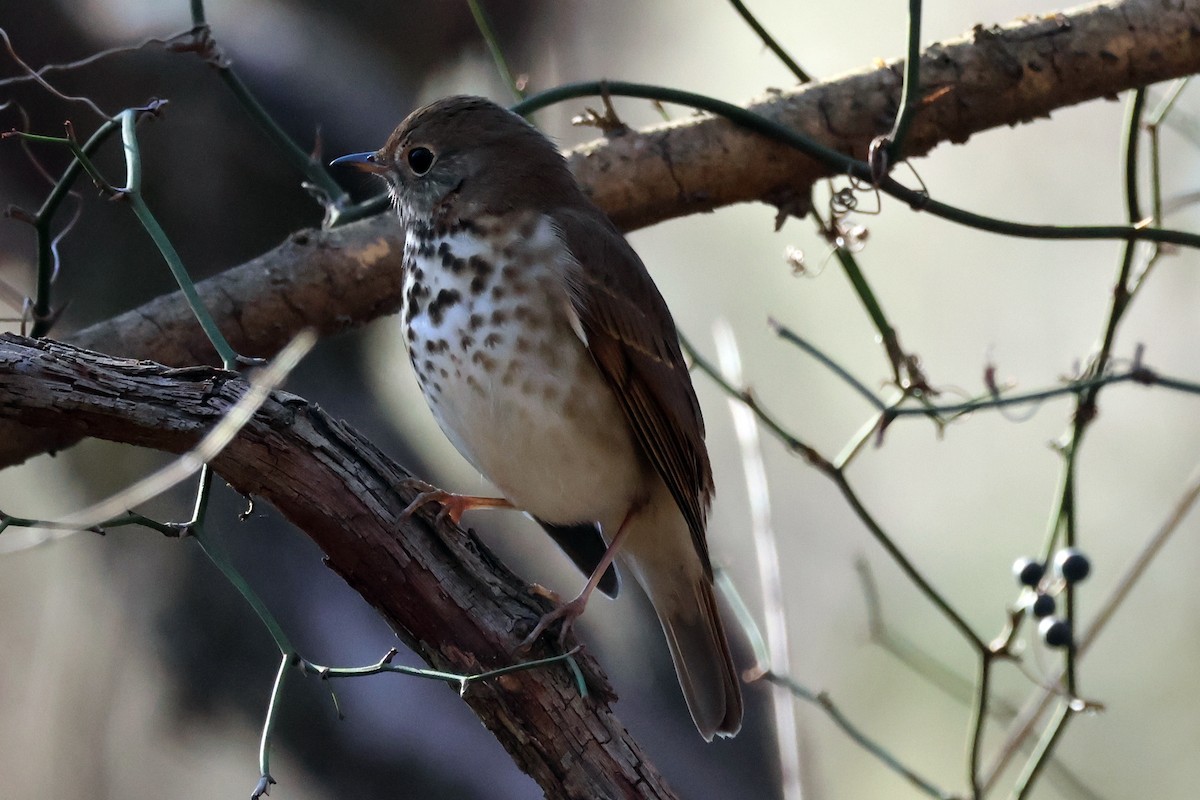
[{"xmin": 0, "ymin": 333, "xmax": 677, "ymax": 800}]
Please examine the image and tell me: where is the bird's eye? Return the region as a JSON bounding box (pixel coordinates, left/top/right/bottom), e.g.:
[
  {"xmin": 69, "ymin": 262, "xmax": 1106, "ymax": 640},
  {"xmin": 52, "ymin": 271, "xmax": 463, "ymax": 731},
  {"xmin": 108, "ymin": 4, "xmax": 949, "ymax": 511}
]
[{"xmin": 407, "ymin": 146, "xmax": 435, "ymax": 175}]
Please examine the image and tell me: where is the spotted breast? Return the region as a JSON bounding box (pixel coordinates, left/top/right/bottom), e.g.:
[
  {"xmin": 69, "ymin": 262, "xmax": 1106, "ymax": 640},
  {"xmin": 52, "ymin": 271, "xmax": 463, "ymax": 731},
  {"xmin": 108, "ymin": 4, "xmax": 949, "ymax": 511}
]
[{"xmin": 401, "ymin": 210, "xmax": 644, "ymax": 528}]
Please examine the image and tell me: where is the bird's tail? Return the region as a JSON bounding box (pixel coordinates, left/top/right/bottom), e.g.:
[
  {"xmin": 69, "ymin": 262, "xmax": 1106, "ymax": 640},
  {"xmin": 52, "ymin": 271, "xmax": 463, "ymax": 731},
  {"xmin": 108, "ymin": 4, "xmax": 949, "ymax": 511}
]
[
  {"xmin": 653, "ymin": 572, "xmax": 743, "ymax": 740},
  {"xmin": 620, "ymin": 507, "xmax": 743, "ymax": 739}
]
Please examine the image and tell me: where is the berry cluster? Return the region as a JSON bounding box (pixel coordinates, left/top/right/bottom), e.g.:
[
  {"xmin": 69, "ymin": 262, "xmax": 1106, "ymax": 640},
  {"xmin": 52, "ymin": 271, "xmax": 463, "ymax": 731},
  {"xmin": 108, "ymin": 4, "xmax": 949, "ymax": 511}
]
[{"xmin": 1011, "ymin": 548, "xmax": 1091, "ymax": 648}]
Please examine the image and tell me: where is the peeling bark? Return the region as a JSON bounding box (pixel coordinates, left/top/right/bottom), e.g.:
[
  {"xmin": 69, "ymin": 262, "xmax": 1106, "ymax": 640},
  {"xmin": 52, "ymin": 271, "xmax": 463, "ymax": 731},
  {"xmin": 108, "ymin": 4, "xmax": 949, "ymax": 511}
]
[{"xmin": 0, "ymin": 333, "xmax": 677, "ymax": 800}]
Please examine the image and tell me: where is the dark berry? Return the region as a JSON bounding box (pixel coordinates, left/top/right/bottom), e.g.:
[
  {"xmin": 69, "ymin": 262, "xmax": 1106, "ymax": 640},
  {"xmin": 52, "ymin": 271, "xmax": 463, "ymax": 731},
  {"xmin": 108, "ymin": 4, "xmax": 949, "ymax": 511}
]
[
  {"xmin": 1054, "ymin": 548, "xmax": 1091, "ymax": 583},
  {"xmin": 1039, "ymin": 617, "xmax": 1072, "ymax": 648},
  {"xmin": 1012, "ymin": 557, "xmax": 1044, "ymax": 587},
  {"xmin": 1029, "ymin": 593, "xmax": 1056, "ymax": 618}
]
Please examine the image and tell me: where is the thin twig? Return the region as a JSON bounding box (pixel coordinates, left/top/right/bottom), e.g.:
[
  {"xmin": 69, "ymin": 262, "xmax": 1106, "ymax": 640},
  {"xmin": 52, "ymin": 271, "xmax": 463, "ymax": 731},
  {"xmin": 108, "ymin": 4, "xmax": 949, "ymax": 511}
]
[
  {"xmin": 763, "ymin": 672, "xmax": 954, "ymax": 799},
  {"xmin": 251, "ymin": 653, "xmax": 289, "ymax": 799},
  {"xmin": 50, "ymin": 330, "xmax": 314, "ymax": 530},
  {"xmin": 0, "ymin": 26, "xmax": 199, "ymax": 88},
  {"xmin": 725, "ymin": 0, "xmax": 812, "ymax": 83},
  {"xmin": 1011, "ymin": 86, "xmax": 1151, "ymax": 797},
  {"xmin": 683, "ymin": 332, "xmax": 987, "ymax": 653},
  {"xmin": 467, "ymin": 0, "xmax": 524, "ymax": 101},
  {"xmin": 0, "ymin": 27, "xmax": 112, "ymax": 119},
  {"xmin": 984, "ymin": 463, "xmax": 1200, "ymax": 790},
  {"xmin": 887, "ymin": 0, "xmax": 924, "ymax": 159},
  {"xmin": 714, "ymin": 321, "xmax": 803, "ymax": 800}
]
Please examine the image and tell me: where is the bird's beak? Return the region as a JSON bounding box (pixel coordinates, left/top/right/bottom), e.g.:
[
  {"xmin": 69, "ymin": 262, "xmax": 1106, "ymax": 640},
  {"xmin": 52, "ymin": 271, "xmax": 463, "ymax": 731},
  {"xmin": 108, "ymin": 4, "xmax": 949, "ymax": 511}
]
[{"xmin": 330, "ymin": 151, "xmax": 388, "ymax": 174}]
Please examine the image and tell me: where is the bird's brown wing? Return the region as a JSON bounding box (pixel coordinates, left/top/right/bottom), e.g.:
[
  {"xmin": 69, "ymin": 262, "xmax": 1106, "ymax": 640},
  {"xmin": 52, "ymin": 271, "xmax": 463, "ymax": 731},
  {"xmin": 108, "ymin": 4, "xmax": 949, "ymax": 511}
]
[{"xmin": 553, "ymin": 206, "xmax": 715, "ymax": 574}]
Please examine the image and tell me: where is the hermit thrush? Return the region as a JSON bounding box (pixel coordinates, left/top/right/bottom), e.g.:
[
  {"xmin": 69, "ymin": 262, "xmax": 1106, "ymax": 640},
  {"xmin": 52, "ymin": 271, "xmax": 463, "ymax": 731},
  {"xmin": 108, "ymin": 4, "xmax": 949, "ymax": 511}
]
[{"xmin": 333, "ymin": 95, "xmax": 742, "ymax": 740}]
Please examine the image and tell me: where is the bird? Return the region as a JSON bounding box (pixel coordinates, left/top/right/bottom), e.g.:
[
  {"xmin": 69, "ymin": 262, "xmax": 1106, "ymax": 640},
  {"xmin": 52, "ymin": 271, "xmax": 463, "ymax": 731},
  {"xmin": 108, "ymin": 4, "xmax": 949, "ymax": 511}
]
[{"xmin": 332, "ymin": 95, "xmax": 742, "ymax": 740}]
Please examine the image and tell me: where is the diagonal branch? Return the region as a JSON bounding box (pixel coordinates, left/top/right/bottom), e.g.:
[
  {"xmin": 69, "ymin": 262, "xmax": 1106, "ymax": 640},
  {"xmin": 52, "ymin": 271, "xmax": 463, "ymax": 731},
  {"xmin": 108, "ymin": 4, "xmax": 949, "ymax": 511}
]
[
  {"xmin": 2, "ymin": 0, "xmax": 1197, "ymax": 469},
  {"xmin": 0, "ymin": 332, "xmax": 676, "ymax": 800}
]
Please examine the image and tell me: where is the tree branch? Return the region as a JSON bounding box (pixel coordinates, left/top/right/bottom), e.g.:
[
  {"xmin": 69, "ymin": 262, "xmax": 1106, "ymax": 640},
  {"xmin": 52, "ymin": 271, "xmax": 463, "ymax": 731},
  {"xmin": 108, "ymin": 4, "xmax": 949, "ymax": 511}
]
[
  {"xmin": 0, "ymin": 332, "xmax": 677, "ymax": 800},
  {"xmin": 2, "ymin": 0, "xmax": 1196, "ymax": 469},
  {"xmin": 575, "ymin": 0, "xmax": 1200, "ymax": 230}
]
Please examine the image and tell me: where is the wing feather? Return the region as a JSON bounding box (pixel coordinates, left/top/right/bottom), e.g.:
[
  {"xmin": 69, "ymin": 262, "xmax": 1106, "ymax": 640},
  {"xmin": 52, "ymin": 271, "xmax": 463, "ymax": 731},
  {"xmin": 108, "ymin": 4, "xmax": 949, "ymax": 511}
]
[{"xmin": 553, "ymin": 207, "xmax": 714, "ymax": 574}]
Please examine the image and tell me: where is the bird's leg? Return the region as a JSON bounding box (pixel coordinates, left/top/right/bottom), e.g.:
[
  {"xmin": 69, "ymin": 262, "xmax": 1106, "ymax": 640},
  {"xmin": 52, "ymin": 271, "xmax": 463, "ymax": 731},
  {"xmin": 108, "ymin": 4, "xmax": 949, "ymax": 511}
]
[
  {"xmin": 398, "ymin": 478, "xmax": 514, "ymax": 525},
  {"xmin": 520, "ymin": 506, "xmax": 637, "ymax": 650}
]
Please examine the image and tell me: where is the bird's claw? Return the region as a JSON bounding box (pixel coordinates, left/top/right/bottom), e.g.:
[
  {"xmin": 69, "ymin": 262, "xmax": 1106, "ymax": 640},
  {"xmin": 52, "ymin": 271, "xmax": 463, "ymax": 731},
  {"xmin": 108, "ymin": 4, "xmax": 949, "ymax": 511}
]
[
  {"xmin": 398, "ymin": 480, "xmax": 514, "ymax": 526},
  {"xmin": 519, "ymin": 595, "xmax": 587, "ymax": 652},
  {"xmin": 397, "ymin": 479, "xmax": 465, "ymax": 525}
]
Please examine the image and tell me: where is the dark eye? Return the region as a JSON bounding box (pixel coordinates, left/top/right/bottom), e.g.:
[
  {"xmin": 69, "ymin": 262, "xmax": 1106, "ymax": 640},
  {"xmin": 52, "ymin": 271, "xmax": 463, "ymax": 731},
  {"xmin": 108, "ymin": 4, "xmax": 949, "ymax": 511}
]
[{"xmin": 407, "ymin": 146, "xmax": 435, "ymax": 175}]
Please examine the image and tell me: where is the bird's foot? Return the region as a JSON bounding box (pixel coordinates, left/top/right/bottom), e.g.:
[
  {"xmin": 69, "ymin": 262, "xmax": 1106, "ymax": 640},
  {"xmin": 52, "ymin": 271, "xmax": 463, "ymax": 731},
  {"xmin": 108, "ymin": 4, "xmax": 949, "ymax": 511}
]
[
  {"xmin": 519, "ymin": 594, "xmax": 589, "ymax": 652},
  {"xmin": 397, "ymin": 479, "xmax": 513, "ymax": 526},
  {"xmin": 527, "ymin": 583, "xmax": 562, "ymax": 603}
]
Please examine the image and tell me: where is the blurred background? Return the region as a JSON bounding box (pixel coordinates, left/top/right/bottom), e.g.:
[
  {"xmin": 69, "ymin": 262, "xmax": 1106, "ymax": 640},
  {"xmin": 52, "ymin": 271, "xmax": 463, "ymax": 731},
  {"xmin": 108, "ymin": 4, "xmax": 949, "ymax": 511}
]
[{"xmin": 2, "ymin": 0, "xmax": 1199, "ymax": 798}]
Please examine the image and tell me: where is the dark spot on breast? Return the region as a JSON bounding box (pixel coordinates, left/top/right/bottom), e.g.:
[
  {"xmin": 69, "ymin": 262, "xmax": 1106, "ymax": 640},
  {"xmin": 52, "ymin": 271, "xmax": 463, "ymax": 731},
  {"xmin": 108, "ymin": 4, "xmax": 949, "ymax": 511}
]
[
  {"xmin": 491, "ymin": 285, "xmax": 506, "ymax": 301},
  {"xmin": 513, "ymin": 306, "xmax": 543, "ymax": 327},
  {"xmin": 471, "ymin": 351, "xmax": 497, "ymax": 370},
  {"xmin": 460, "ymin": 334, "xmax": 475, "ymax": 350},
  {"xmin": 427, "ymin": 288, "xmax": 461, "ymax": 326},
  {"xmin": 501, "ymin": 360, "xmax": 522, "ymax": 386},
  {"xmin": 469, "ymin": 313, "xmax": 485, "ymax": 330},
  {"xmin": 469, "ymin": 255, "xmax": 493, "ymax": 278},
  {"xmin": 490, "ymin": 310, "xmax": 507, "ymax": 326},
  {"xmin": 409, "ymin": 220, "xmax": 434, "ymax": 241},
  {"xmin": 515, "ymin": 337, "xmax": 531, "ymax": 353},
  {"xmin": 443, "ymin": 251, "xmax": 467, "ymax": 273},
  {"xmin": 483, "ymin": 332, "xmax": 503, "ymax": 348},
  {"xmin": 405, "ymin": 280, "xmax": 430, "ymax": 325},
  {"xmin": 468, "ymin": 256, "xmax": 494, "ymax": 294}
]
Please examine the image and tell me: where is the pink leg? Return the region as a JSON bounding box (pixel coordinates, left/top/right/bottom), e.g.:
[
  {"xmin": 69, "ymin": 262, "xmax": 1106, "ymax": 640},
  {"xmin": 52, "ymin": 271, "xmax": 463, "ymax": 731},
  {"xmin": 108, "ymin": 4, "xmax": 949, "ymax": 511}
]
[
  {"xmin": 520, "ymin": 506, "xmax": 637, "ymax": 649},
  {"xmin": 399, "ymin": 478, "xmax": 514, "ymax": 525}
]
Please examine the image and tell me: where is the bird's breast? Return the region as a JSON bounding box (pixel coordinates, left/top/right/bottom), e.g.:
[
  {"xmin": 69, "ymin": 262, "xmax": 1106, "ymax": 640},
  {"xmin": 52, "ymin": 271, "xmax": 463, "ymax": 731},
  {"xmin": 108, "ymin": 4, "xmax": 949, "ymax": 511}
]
[{"xmin": 400, "ymin": 211, "xmax": 643, "ymax": 524}]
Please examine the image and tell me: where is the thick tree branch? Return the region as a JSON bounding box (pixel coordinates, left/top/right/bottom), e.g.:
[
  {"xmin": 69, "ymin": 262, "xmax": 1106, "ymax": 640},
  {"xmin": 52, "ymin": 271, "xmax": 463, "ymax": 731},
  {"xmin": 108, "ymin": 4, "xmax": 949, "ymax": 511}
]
[
  {"xmin": 2, "ymin": 0, "xmax": 1197, "ymax": 470},
  {"xmin": 576, "ymin": 0, "xmax": 1200, "ymax": 230},
  {"xmin": 0, "ymin": 332, "xmax": 677, "ymax": 800}
]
